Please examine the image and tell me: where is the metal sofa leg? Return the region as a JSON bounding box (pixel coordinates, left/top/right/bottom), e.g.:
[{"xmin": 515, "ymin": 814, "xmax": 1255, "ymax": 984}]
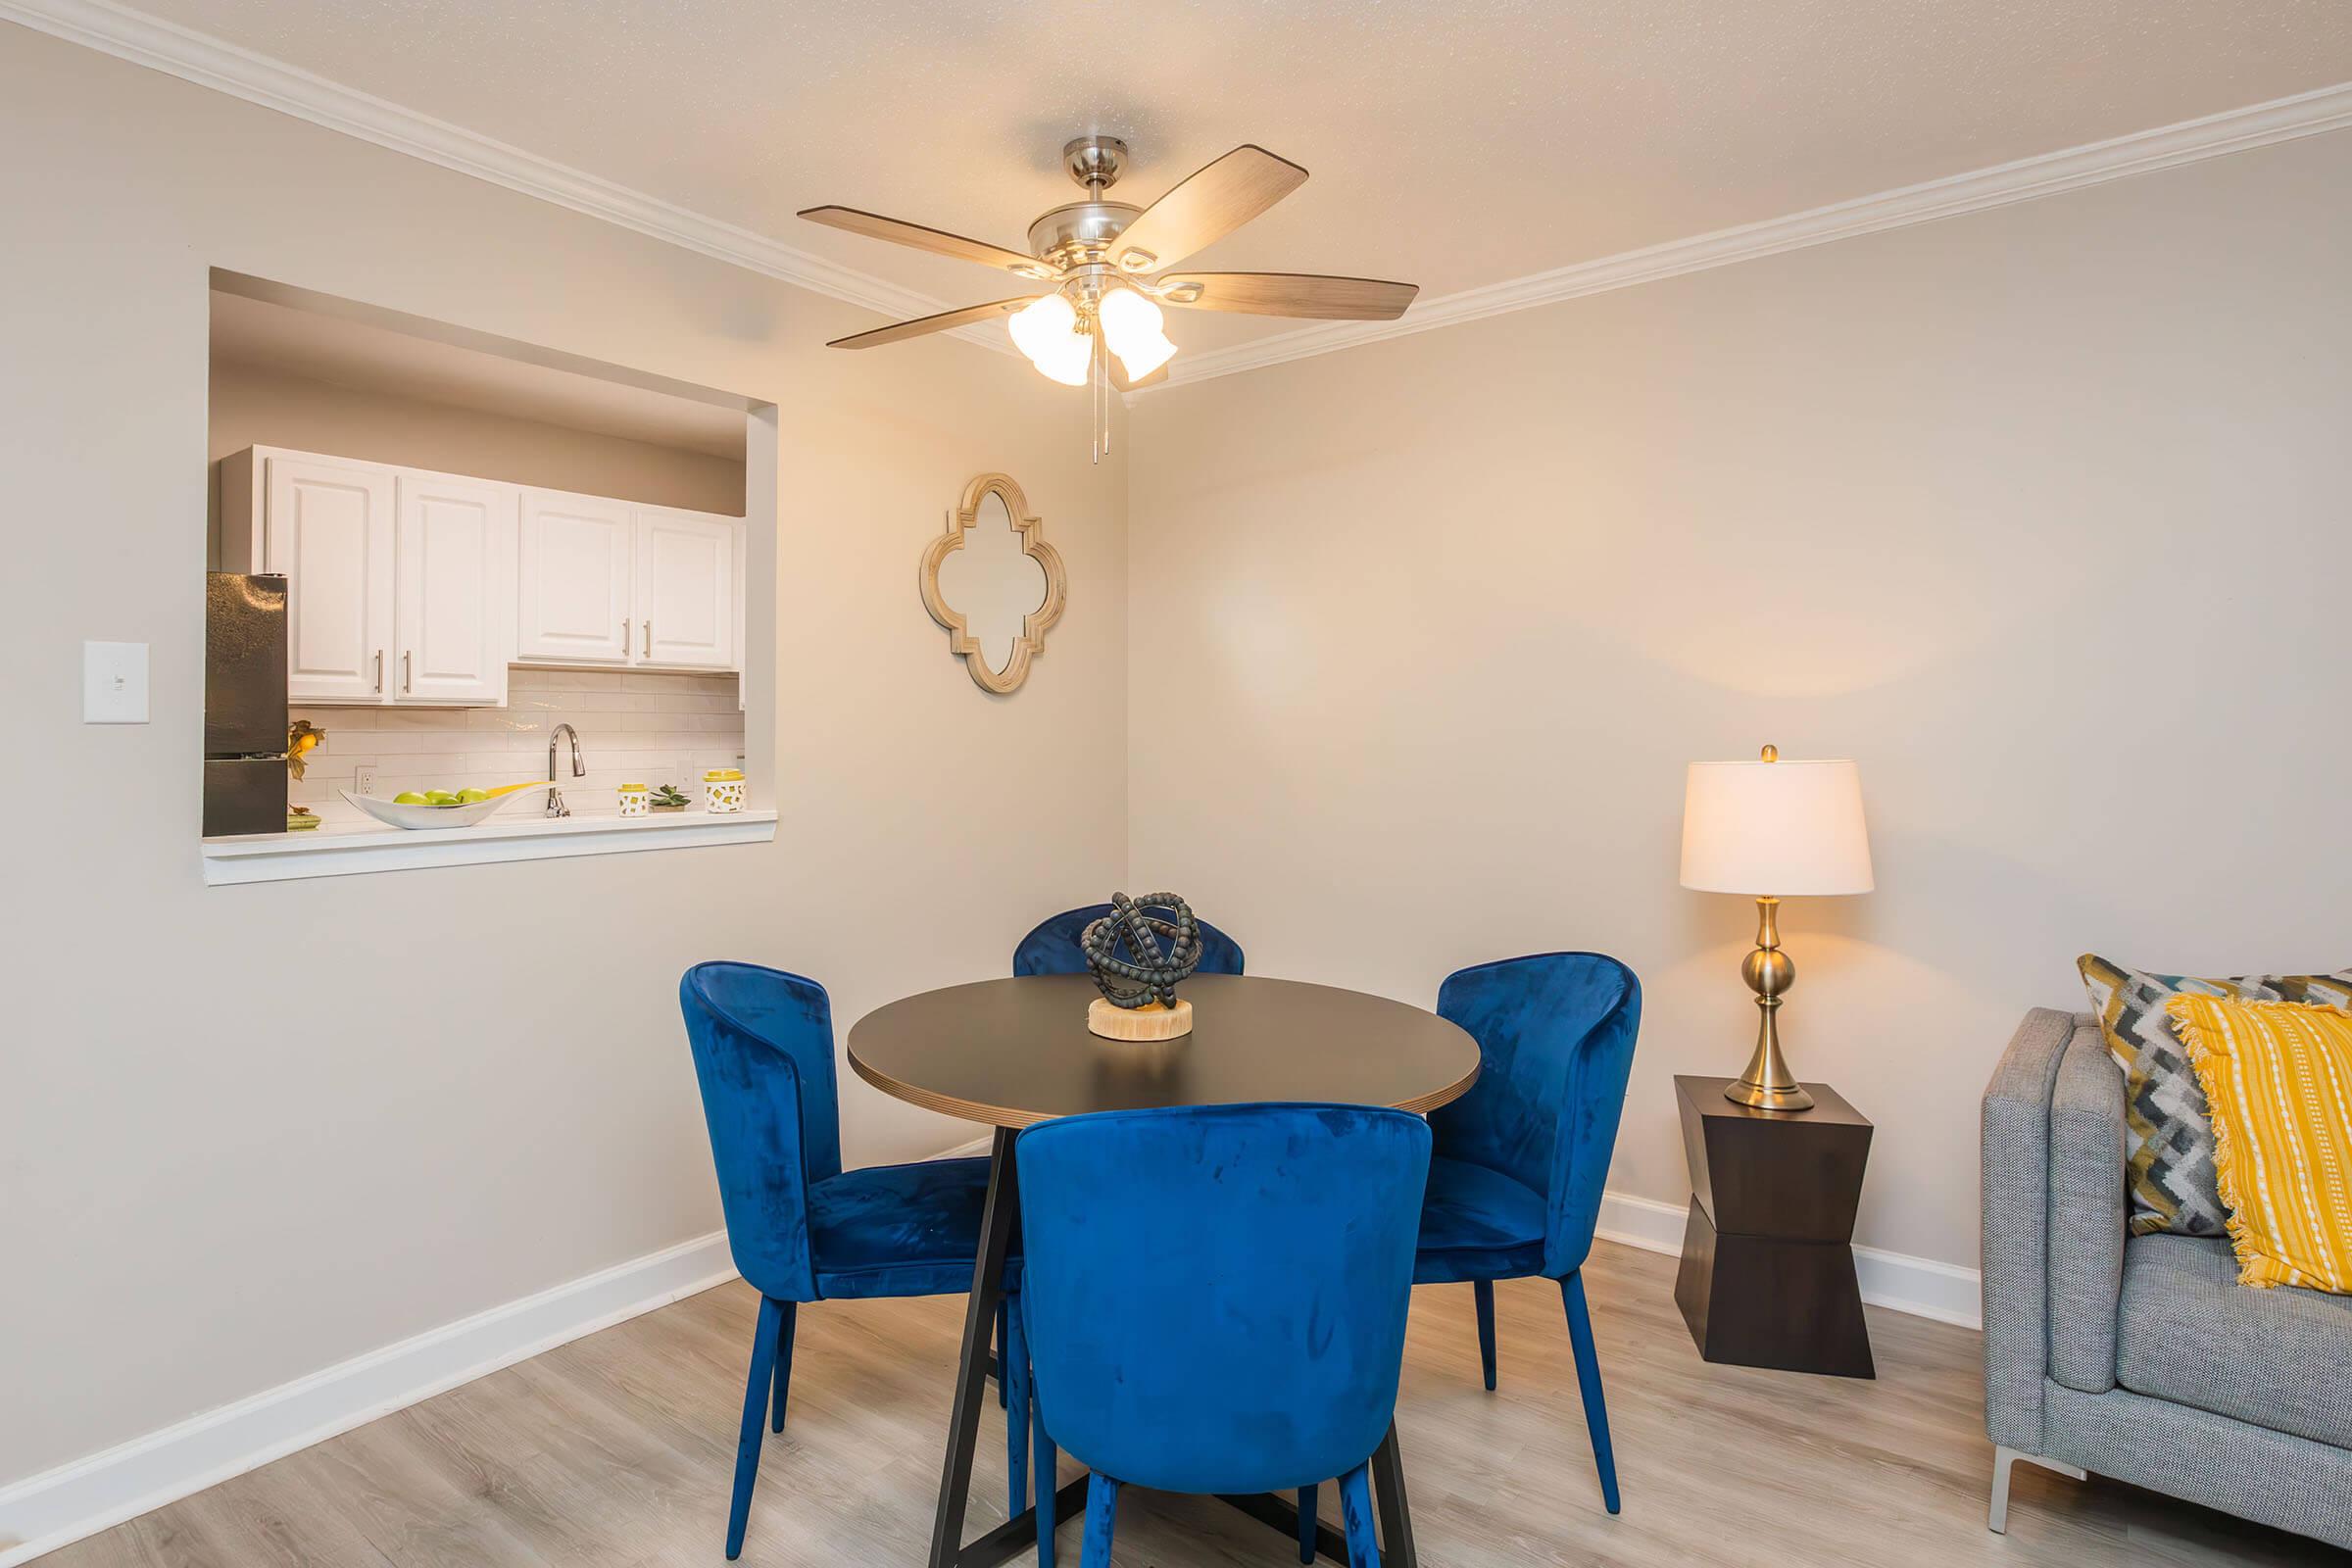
[
  {"xmin": 1989, "ymin": 1446, "xmax": 2086, "ymax": 1534},
  {"xmin": 1988, "ymin": 1447, "xmax": 2015, "ymax": 1534}
]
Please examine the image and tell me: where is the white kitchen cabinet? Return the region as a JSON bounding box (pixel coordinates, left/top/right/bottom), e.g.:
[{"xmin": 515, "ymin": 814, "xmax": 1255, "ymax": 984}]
[
  {"xmin": 222, "ymin": 450, "xmax": 395, "ymax": 704},
  {"xmin": 222, "ymin": 447, "xmax": 516, "ymax": 708},
  {"xmin": 516, "ymin": 490, "xmax": 634, "ymax": 664},
  {"xmin": 514, "ymin": 492, "xmax": 743, "ymax": 672},
  {"xmin": 221, "ymin": 448, "xmax": 746, "ymax": 706},
  {"xmin": 635, "ymin": 507, "xmax": 737, "ymax": 668},
  {"xmin": 395, "ymin": 472, "xmax": 515, "ymax": 705}
]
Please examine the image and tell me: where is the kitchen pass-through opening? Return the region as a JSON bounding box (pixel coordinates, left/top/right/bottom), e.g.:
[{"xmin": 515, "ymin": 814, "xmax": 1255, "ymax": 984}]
[{"xmin": 200, "ymin": 270, "xmax": 778, "ymax": 884}]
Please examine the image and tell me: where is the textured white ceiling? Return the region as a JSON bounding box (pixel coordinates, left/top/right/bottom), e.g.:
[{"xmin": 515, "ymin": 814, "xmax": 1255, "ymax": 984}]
[{"xmin": 138, "ymin": 0, "xmax": 2352, "ymax": 353}]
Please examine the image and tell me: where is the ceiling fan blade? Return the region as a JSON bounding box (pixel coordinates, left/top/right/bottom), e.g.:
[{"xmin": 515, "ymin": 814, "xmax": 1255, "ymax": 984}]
[
  {"xmin": 1108, "ymin": 145, "xmax": 1308, "ymax": 274},
  {"xmin": 1156, "ymin": 271, "xmax": 1418, "ymax": 320},
  {"xmin": 826, "ymin": 296, "xmax": 1039, "ymax": 350},
  {"xmin": 799, "ymin": 206, "xmax": 1054, "ymax": 278}
]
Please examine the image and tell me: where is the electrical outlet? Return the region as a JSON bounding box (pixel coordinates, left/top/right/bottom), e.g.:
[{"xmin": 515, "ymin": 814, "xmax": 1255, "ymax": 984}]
[{"xmin": 356, "ymin": 765, "xmax": 378, "ymax": 797}]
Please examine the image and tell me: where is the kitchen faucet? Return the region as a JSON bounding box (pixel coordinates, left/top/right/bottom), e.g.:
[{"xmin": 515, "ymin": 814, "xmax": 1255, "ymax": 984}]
[{"xmin": 547, "ymin": 723, "xmax": 585, "ymax": 816}]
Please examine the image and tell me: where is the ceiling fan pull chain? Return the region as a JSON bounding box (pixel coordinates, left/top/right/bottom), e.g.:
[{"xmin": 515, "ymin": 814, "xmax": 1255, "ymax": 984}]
[{"xmin": 1091, "ymin": 326, "xmax": 1110, "ymax": 466}]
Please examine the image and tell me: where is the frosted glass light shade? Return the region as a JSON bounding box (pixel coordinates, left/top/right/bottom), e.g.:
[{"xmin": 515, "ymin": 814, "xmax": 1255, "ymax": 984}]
[
  {"xmin": 1099, "ymin": 287, "xmax": 1177, "ymax": 378},
  {"xmin": 1680, "ymin": 757, "xmax": 1874, "ymax": 896},
  {"xmin": 1030, "ymin": 334, "xmax": 1091, "ymax": 387},
  {"xmin": 1007, "ymin": 294, "xmax": 1090, "ymax": 386}
]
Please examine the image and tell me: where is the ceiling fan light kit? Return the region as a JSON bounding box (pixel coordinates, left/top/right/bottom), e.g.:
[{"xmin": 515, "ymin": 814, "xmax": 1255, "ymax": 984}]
[
  {"xmin": 1098, "ymin": 287, "xmax": 1177, "ymax": 378},
  {"xmin": 802, "ymin": 133, "xmax": 1420, "ymax": 460}
]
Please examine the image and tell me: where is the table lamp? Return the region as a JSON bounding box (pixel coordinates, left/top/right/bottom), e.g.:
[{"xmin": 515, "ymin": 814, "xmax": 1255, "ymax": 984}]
[{"xmin": 1679, "ymin": 745, "xmax": 1874, "ymax": 1112}]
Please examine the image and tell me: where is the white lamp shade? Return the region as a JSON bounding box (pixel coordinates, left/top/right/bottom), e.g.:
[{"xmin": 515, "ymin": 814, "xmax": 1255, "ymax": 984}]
[{"xmin": 1679, "ymin": 757, "xmax": 1874, "ymax": 896}]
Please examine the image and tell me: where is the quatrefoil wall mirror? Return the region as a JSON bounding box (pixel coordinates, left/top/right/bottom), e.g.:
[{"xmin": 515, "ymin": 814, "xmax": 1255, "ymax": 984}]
[{"xmin": 921, "ymin": 473, "xmax": 1066, "ymax": 694}]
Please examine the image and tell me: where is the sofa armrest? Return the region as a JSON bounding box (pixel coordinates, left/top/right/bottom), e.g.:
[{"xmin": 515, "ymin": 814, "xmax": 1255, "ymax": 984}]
[
  {"xmin": 1982, "ymin": 1007, "xmax": 2076, "ymax": 1450},
  {"xmin": 2045, "ymin": 1023, "xmax": 2128, "ymax": 1392}
]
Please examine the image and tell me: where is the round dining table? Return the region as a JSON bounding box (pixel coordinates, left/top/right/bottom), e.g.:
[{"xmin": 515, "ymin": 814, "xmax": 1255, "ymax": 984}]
[{"xmin": 848, "ymin": 972, "xmax": 1480, "ymax": 1568}]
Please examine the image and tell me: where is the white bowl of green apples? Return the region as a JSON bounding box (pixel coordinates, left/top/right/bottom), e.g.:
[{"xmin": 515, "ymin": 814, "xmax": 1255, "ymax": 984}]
[{"xmin": 338, "ymin": 780, "xmax": 553, "ymax": 830}]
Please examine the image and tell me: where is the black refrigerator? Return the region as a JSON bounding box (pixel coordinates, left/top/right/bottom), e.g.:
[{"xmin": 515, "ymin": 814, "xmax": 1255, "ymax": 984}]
[{"xmin": 204, "ymin": 572, "xmax": 289, "ymax": 836}]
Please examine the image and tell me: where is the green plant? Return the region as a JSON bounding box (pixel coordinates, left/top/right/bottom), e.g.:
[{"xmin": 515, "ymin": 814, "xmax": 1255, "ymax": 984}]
[{"xmin": 650, "ymin": 783, "xmax": 691, "ymax": 809}]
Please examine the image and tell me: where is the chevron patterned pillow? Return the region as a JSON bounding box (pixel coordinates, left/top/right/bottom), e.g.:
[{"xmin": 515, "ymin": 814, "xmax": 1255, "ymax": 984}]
[{"xmin": 2079, "ymin": 956, "xmax": 2352, "ymax": 1237}]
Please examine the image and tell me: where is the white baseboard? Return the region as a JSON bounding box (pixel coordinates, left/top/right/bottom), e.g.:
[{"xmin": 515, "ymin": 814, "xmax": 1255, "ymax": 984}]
[
  {"xmin": 3, "ymin": 1155, "xmax": 1976, "ymax": 1563},
  {"xmin": 1596, "ymin": 1190, "xmax": 1983, "ymax": 1330},
  {"xmin": 0, "ymin": 1231, "xmax": 737, "ymax": 1567},
  {"xmin": 937, "ymin": 1131, "xmax": 1985, "ymax": 1332}
]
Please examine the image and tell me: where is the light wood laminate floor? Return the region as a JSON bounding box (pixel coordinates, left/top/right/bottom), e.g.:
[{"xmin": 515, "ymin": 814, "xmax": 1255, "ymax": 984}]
[{"xmin": 45, "ymin": 1241, "xmax": 2339, "ymax": 1566}]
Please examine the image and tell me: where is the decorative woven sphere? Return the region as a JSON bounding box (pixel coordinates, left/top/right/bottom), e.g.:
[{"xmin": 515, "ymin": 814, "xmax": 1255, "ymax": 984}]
[{"xmin": 1080, "ymin": 891, "xmax": 1202, "ymax": 1010}]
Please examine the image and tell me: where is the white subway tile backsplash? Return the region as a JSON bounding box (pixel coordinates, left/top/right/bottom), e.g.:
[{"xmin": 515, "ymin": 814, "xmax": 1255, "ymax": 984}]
[
  {"xmin": 367, "ymin": 730, "xmax": 479, "ymax": 756},
  {"xmin": 285, "ymin": 671, "xmax": 744, "ymax": 813}
]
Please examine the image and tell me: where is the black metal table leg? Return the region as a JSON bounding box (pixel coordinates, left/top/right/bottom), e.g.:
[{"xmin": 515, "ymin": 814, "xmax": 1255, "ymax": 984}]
[
  {"xmin": 1370, "ymin": 1421, "xmax": 1417, "ymax": 1568},
  {"xmin": 1212, "ymin": 1421, "xmax": 1414, "ymax": 1568},
  {"xmin": 1213, "ymin": 1492, "xmax": 1351, "ymax": 1563},
  {"xmin": 929, "ymin": 1128, "xmax": 1020, "ymax": 1568}
]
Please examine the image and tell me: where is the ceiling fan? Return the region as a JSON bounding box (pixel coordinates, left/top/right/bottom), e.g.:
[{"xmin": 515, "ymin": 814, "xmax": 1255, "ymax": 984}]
[{"xmin": 801, "ymin": 135, "xmax": 1419, "ymax": 458}]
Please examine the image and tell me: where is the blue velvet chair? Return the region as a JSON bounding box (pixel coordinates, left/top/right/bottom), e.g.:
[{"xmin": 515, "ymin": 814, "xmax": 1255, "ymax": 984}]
[
  {"xmin": 1011, "ymin": 904, "xmax": 1248, "ymax": 977},
  {"xmin": 680, "ymin": 961, "xmax": 1030, "ymax": 1559},
  {"xmin": 1416, "ymin": 952, "xmax": 1642, "ymax": 1514},
  {"xmin": 1017, "ymin": 1103, "xmax": 1431, "ymax": 1568}
]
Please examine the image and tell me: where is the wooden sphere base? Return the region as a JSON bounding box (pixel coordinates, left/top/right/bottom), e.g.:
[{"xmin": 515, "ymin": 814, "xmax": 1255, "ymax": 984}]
[{"xmin": 1087, "ymin": 998, "xmax": 1194, "ymax": 1041}]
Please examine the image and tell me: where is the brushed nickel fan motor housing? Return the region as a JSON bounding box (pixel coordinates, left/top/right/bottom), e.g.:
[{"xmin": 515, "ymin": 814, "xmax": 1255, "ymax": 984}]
[
  {"xmin": 1027, "ymin": 135, "xmax": 1145, "ymax": 271},
  {"xmin": 1026, "ymin": 200, "xmax": 1143, "ymax": 270}
]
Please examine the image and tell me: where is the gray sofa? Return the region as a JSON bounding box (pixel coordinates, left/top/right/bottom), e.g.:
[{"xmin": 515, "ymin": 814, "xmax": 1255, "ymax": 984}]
[{"xmin": 1982, "ymin": 1007, "xmax": 2352, "ymax": 1547}]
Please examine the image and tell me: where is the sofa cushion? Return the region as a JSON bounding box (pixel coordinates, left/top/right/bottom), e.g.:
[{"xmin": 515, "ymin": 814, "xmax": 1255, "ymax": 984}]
[
  {"xmin": 2116, "ymin": 1234, "xmax": 2352, "ymax": 1448},
  {"xmin": 2077, "ymin": 955, "xmax": 2352, "ymax": 1239}
]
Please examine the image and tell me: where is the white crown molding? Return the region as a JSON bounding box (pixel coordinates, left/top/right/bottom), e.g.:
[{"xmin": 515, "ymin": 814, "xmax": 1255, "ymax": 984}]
[
  {"xmin": 6, "ymin": 4, "xmax": 2348, "ymax": 394},
  {"xmin": 1140, "ymin": 77, "xmax": 2352, "ymax": 395},
  {"xmin": 0, "ymin": 0, "xmax": 1015, "ymax": 353}
]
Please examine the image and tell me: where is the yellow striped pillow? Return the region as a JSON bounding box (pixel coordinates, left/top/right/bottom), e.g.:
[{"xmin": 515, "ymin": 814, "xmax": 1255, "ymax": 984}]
[{"xmin": 2165, "ymin": 995, "xmax": 2352, "ymax": 1294}]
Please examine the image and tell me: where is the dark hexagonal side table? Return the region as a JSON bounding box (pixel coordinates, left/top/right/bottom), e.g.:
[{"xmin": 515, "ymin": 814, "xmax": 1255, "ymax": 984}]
[{"xmin": 1673, "ymin": 1074, "xmax": 1876, "ymax": 1379}]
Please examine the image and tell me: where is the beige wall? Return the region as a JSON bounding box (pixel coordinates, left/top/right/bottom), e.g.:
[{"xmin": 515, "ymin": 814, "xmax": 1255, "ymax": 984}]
[
  {"xmin": 1128, "ymin": 129, "xmax": 2352, "ymax": 1272},
  {"xmin": 0, "ymin": 26, "xmax": 1123, "ymax": 1488},
  {"xmin": 10, "ymin": 2, "xmax": 2349, "ymax": 1504},
  {"xmin": 208, "ymin": 360, "xmax": 749, "ymax": 523}
]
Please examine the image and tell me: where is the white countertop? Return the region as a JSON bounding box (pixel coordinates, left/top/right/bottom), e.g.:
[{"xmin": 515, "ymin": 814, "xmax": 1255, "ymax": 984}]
[{"xmin": 201, "ymin": 808, "xmax": 777, "ymax": 885}]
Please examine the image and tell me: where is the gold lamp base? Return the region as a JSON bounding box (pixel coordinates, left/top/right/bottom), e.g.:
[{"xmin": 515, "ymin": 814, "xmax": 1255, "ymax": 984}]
[
  {"xmin": 1725, "ymin": 896, "xmax": 1815, "ymax": 1113},
  {"xmin": 1724, "ymin": 1075, "xmax": 1815, "ymax": 1112}
]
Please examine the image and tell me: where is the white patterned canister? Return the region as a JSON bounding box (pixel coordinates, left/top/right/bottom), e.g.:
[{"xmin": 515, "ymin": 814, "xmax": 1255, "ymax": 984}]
[
  {"xmin": 704, "ymin": 769, "xmax": 745, "ymax": 814},
  {"xmin": 617, "ymin": 783, "xmax": 650, "ymax": 818}
]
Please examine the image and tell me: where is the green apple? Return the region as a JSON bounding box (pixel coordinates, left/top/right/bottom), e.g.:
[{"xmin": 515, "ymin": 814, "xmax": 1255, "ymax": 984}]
[
  {"xmin": 424, "ymin": 790, "xmax": 459, "ymax": 806},
  {"xmin": 392, "ymin": 791, "xmax": 428, "ymax": 805},
  {"xmin": 457, "ymin": 787, "xmax": 490, "ymax": 804}
]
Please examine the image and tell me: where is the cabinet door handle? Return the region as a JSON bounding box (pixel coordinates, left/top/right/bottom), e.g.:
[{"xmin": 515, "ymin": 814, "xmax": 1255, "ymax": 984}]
[
  {"xmin": 643, "ymin": 620, "xmax": 652, "ymax": 658},
  {"xmin": 620, "ymin": 618, "xmax": 629, "ymax": 655},
  {"xmin": 374, "ymin": 650, "xmax": 384, "ymax": 694},
  {"xmin": 402, "ymin": 651, "xmax": 412, "ymax": 694}
]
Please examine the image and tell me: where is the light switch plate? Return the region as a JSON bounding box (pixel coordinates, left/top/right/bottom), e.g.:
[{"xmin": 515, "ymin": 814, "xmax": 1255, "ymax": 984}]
[{"xmin": 83, "ymin": 640, "xmax": 150, "ymax": 723}]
